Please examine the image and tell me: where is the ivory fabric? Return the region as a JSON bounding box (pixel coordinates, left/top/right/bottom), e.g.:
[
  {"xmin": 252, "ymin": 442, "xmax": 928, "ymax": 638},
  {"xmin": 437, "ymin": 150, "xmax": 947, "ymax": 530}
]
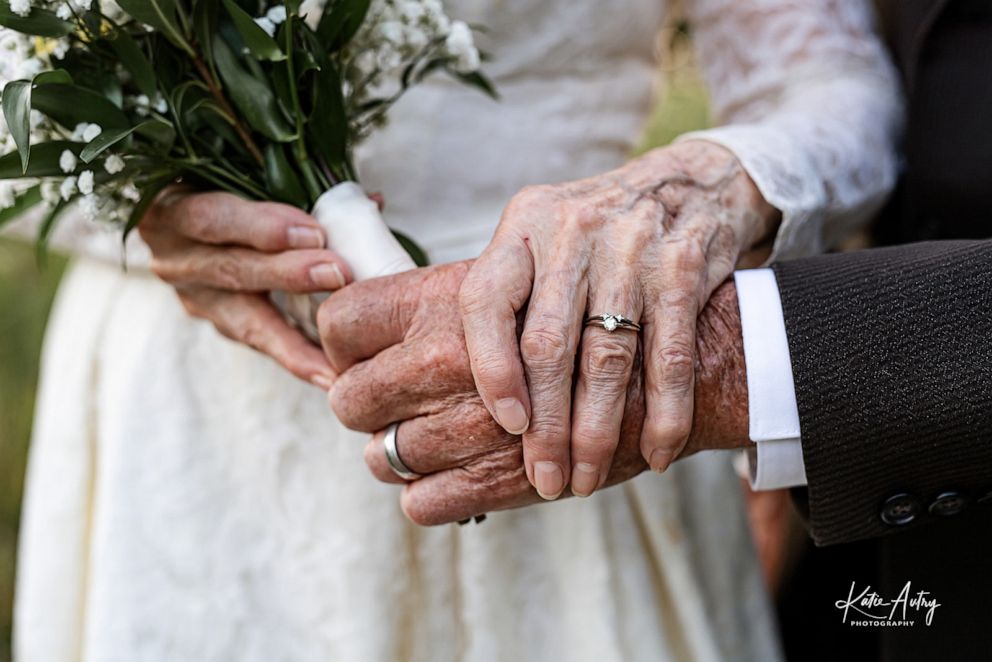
[{"xmin": 10, "ymin": 1, "xmax": 901, "ymax": 660}]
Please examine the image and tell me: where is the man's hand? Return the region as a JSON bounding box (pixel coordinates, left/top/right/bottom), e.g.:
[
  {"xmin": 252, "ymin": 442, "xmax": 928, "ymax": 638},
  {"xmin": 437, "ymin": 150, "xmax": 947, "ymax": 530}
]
[{"xmin": 319, "ymin": 261, "xmax": 750, "ymax": 525}]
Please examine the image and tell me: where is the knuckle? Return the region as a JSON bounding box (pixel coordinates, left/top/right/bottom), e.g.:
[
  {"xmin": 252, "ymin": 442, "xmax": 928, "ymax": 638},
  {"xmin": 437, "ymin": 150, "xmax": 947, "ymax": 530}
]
[
  {"xmin": 656, "ymin": 342, "xmax": 696, "ymax": 387},
  {"xmin": 526, "ymin": 417, "xmax": 570, "ymax": 450},
  {"xmin": 212, "ymin": 256, "xmax": 246, "ymax": 291},
  {"xmin": 520, "ymin": 327, "xmax": 570, "ymax": 369},
  {"xmin": 583, "ymin": 337, "xmax": 635, "ymax": 381},
  {"xmin": 644, "ymin": 416, "xmax": 692, "ymax": 448},
  {"xmin": 669, "ymin": 236, "xmax": 708, "ymax": 272},
  {"xmin": 472, "ymin": 355, "xmax": 518, "ymax": 393}
]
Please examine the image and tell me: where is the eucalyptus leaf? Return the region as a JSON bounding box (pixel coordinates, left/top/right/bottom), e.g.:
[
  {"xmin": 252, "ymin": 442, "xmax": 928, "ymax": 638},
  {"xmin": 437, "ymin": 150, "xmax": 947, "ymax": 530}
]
[
  {"xmin": 317, "ymin": 0, "xmax": 372, "ymax": 51},
  {"xmin": 264, "ymin": 143, "xmax": 307, "ymax": 207},
  {"xmin": 108, "ymin": 29, "xmax": 158, "ymax": 98},
  {"xmin": 212, "ymin": 34, "xmax": 295, "ymax": 142},
  {"xmin": 221, "ymin": 0, "xmax": 286, "ymax": 61},
  {"xmin": 32, "ymin": 84, "xmax": 131, "ymax": 130},
  {"xmin": 0, "ymin": 141, "xmax": 82, "ymax": 179},
  {"xmin": 80, "ymin": 120, "xmax": 176, "ymax": 163},
  {"xmin": 115, "ymin": 0, "xmax": 194, "ymax": 55},
  {"xmin": 2, "ymin": 81, "xmax": 32, "ymax": 173},
  {"xmin": 0, "ymin": 1, "xmax": 73, "ymax": 37}
]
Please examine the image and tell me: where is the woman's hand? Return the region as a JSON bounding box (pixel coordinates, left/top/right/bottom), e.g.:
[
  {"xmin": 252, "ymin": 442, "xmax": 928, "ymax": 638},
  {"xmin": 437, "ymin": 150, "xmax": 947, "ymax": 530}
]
[
  {"xmin": 459, "ymin": 140, "xmax": 779, "ymax": 499},
  {"xmin": 140, "ymin": 189, "xmax": 352, "ymax": 388}
]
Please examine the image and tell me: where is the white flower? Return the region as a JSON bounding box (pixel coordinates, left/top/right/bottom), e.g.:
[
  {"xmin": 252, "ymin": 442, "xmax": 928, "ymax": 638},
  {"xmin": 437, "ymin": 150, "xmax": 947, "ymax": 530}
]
[
  {"xmin": 56, "ymin": 4, "xmax": 73, "ymax": 20},
  {"xmin": 445, "ymin": 21, "xmax": 480, "ymax": 73},
  {"xmin": 60, "ymin": 176, "xmax": 77, "ymax": 201},
  {"xmin": 40, "ymin": 180, "xmax": 61, "ymax": 206},
  {"xmin": 0, "ymin": 182, "xmax": 15, "ymax": 210},
  {"xmin": 104, "ymin": 154, "xmax": 125, "ymax": 175},
  {"xmin": 73, "ymin": 0, "xmax": 93, "ymax": 10},
  {"xmin": 254, "ymin": 16, "xmax": 276, "ymax": 37},
  {"xmin": 78, "ymin": 169, "xmax": 95, "ymax": 195},
  {"xmin": 79, "ymin": 194, "xmax": 100, "ymax": 221},
  {"xmin": 266, "ymin": 5, "xmax": 287, "ymax": 24},
  {"xmin": 9, "ymin": 0, "xmax": 31, "ymax": 18},
  {"xmin": 59, "ymin": 149, "xmax": 77, "ymax": 174},
  {"xmin": 82, "ymin": 123, "xmax": 102, "ymax": 142},
  {"xmin": 120, "ymin": 182, "xmax": 141, "ymax": 202}
]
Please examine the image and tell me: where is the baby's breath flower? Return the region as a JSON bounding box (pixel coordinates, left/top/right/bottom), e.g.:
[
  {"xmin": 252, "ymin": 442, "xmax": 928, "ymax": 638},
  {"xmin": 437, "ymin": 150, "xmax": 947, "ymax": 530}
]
[
  {"xmin": 254, "ymin": 17, "xmax": 277, "ymax": 37},
  {"xmin": 104, "ymin": 154, "xmax": 126, "ymax": 175},
  {"xmin": 59, "ymin": 149, "xmax": 77, "ymax": 174},
  {"xmin": 9, "ymin": 0, "xmax": 31, "ymax": 18},
  {"xmin": 78, "ymin": 170, "xmax": 95, "ymax": 195},
  {"xmin": 60, "ymin": 176, "xmax": 77, "ymax": 201}
]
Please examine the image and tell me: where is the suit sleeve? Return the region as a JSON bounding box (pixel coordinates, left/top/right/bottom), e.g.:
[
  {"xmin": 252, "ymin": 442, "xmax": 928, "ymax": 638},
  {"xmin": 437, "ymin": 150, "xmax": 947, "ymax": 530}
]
[{"xmin": 772, "ymin": 240, "xmax": 992, "ymax": 545}]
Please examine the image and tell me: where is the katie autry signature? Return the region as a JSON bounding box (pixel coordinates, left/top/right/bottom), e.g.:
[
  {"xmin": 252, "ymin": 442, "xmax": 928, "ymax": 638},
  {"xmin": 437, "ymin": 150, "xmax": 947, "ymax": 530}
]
[{"xmin": 835, "ymin": 581, "xmax": 941, "ymax": 627}]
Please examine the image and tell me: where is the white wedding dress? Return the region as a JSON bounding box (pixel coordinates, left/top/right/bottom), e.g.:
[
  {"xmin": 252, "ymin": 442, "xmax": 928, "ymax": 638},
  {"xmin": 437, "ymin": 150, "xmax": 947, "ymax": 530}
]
[{"xmin": 9, "ymin": 1, "xmax": 901, "ymax": 661}]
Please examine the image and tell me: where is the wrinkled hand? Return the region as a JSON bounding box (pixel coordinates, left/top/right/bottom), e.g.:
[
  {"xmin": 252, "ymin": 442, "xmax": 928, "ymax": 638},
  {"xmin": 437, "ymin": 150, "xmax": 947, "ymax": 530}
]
[
  {"xmin": 459, "ymin": 140, "xmax": 778, "ymax": 500},
  {"xmin": 319, "ymin": 261, "xmax": 749, "ymax": 525},
  {"xmin": 140, "ymin": 189, "xmax": 352, "ymax": 386}
]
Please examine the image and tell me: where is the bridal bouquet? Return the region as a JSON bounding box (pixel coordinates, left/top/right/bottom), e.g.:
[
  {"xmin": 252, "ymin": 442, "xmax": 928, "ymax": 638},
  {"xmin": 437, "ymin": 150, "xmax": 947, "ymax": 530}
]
[{"xmin": 0, "ymin": 0, "xmax": 493, "ymax": 326}]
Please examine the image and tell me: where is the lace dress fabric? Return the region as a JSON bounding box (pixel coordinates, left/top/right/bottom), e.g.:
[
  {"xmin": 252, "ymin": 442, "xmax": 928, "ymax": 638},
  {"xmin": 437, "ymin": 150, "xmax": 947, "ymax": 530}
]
[{"xmin": 10, "ymin": 1, "xmax": 900, "ymax": 661}]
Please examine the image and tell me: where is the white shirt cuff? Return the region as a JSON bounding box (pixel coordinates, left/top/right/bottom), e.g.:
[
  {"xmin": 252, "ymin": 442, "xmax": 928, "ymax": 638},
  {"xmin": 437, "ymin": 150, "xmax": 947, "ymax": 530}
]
[{"xmin": 733, "ymin": 268, "xmax": 808, "ymax": 490}]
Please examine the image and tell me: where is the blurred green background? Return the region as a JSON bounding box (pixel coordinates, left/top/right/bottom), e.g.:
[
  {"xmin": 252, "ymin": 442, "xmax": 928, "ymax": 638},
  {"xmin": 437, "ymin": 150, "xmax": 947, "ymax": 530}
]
[{"xmin": 0, "ymin": 38, "xmax": 708, "ymax": 662}]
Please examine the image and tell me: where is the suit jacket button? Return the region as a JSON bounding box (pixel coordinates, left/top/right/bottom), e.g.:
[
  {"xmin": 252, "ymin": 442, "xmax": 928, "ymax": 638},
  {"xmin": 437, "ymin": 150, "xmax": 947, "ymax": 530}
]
[
  {"xmin": 881, "ymin": 493, "xmax": 922, "ymax": 526},
  {"xmin": 929, "ymin": 491, "xmax": 969, "ymax": 517}
]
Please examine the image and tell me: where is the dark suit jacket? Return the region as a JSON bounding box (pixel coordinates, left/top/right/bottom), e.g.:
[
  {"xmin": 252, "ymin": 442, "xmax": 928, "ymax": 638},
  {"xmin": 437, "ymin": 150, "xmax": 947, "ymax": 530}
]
[{"xmin": 773, "ymin": 2, "xmax": 992, "ymax": 660}]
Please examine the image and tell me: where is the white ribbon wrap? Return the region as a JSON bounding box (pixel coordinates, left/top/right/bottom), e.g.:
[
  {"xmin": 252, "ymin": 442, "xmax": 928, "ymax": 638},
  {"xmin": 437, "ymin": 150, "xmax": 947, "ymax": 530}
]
[{"xmin": 272, "ymin": 182, "xmax": 418, "ymax": 342}]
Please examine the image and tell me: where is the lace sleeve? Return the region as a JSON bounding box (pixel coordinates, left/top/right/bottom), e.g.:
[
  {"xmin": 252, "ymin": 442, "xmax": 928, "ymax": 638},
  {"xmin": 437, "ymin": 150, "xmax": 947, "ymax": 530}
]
[{"xmin": 680, "ymin": 0, "xmax": 904, "ymax": 260}]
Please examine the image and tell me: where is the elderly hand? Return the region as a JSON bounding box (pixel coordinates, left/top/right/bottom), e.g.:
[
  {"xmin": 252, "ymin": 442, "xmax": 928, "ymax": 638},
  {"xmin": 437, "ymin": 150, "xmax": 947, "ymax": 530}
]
[
  {"xmin": 459, "ymin": 140, "xmax": 778, "ymax": 499},
  {"xmin": 140, "ymin": 189, "xmax": 352, "ymax": 387},
  {"xmin": 319, "ymin": 261, "xmax": 749, "ymax": 525}
]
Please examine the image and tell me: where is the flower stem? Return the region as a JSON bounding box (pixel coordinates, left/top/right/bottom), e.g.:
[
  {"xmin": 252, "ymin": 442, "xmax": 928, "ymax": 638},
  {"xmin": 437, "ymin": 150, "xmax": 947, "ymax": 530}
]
[{"xmin": 191, "ymin": 56, "xmax": 265, "ymax": 167}]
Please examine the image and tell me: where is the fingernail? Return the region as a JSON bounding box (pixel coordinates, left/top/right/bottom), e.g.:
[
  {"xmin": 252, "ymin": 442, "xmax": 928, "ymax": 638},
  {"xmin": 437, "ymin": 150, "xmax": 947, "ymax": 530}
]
[
  {"xmin": 571, "ymin": 462, "xmax": 600, "ymax": 497},
  {"xmin": 288, "ymin": 226, "xmax": 325, "ymax": 249},
  {"xmin": 649, "ymin": 449, "xmax": 672, "ymax": 474},
  {"xmin": 311, "ymin": 374, "xmax": 335, "ymax": 391},
  {"xmin": 494, "ymin": 398, "xmax": 529, "ymax": 434},
  {"xmin": 534, "ymin": 461, "xmax": 564, "ymax": 500},
  {"xmin": 309, "ymin": 263, "xmax": 346, "ymax": 289}
]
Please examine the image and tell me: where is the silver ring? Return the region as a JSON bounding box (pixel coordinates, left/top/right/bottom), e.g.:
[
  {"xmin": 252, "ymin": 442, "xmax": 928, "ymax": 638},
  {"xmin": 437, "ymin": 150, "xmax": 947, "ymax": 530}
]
[
  {"xmin": 384, "ymin": 422, "xmax": 421, "ymax": 481},
  {"xmin": 584, "ymin": 314, "xmax": 642, "ymax": 333}
]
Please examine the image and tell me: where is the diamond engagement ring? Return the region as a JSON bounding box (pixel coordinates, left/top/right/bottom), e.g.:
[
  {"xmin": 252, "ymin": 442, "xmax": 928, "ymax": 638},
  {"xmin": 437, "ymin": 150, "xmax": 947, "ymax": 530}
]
[
  {"xmin": 383, "ymin": 422, "xmax": 422, "ymax": 481},
  {"xmin": 584, "ymin": 314, "xmax": 642, "ymax": 333}
]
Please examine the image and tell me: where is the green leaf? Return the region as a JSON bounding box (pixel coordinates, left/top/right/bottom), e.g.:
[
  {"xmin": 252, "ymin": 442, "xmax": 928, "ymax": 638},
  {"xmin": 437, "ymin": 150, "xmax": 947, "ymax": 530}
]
[
  {"xmin": 79, "ymin": 119, "xmax": 176, "ymax": 163},
  {"xmin": 317, "ymin": 0, "xmax": 372, "ymax": 51},
  {"xmin": 451, "ymin": 70, "xmax": 500, "ymax": 100},
  {"xmin": 302, "ymin": 30, "xmax": 347, "ymax": 169},
  {"xmin": 0, "ymin": 184, "xmax": 43, "ymax": 232},
  {"xmin": 115, "ymin": 0, "xmax": 194, "ymax": 56},
  {"xmin": 32, "ymin": 84, "xmax": 131, "ymax": 130},
  {"xmin": 35, "ymin": 198, "xmax": 68, "ymax": 263},
  {"xmin": 0, "ymin": 141, "xmax": 82, "ymax": 179},
  {"xmin": 212, "ymin": 34, "xmax": 295, "ymax": 142},
  {"xmin": 0, "ymin": 1, "xmax": 74, "ymax": 37},
  {"xmin": 2, "ymin": 81, "xmax": 32, "ymax": 173},
  {"xmin": 264, "ymin": 143, "xmax": 308, "ymax": 207},
  {"xmin": 221, "ymin": 0, "xmax": 286, "ymax": 61},
  {"xmin": 392, "ymin": 230, "xmax": 430, "ymax": 267},
  {"xmin": 108, "ymin": 29, "xmax": 158, "ymax": 98}
]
